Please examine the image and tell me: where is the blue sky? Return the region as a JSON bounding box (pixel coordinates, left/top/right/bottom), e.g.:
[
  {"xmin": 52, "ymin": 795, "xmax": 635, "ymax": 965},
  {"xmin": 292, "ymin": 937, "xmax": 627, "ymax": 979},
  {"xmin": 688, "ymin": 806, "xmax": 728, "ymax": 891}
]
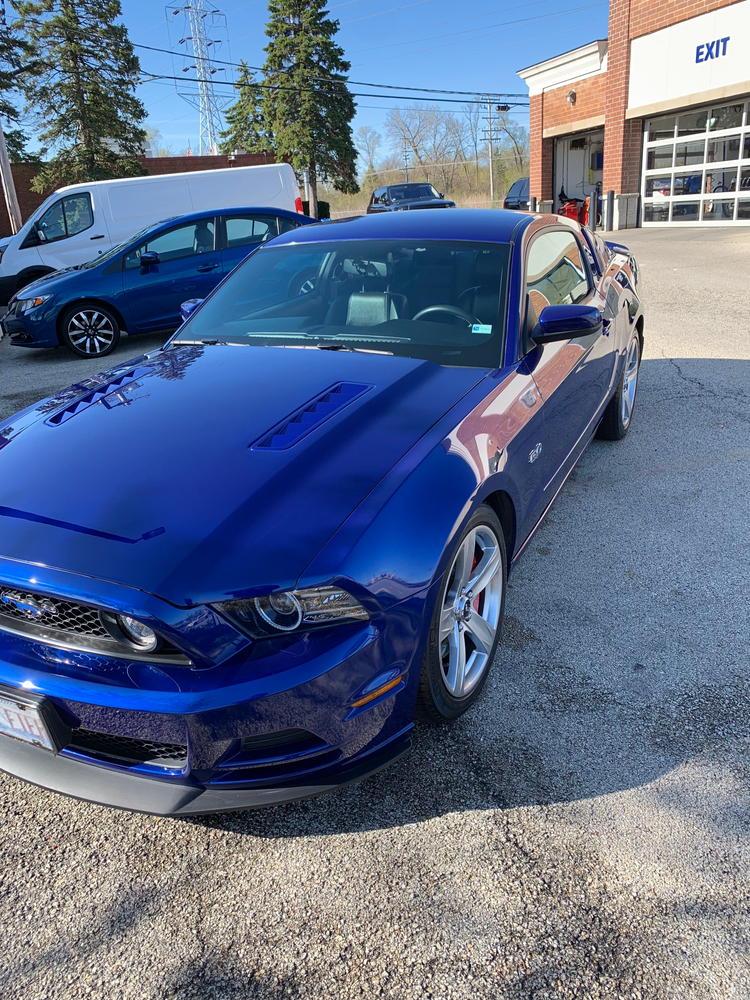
[{"xmin": 122, "ymin": 0, "xmax": 610, "ymax": 154}]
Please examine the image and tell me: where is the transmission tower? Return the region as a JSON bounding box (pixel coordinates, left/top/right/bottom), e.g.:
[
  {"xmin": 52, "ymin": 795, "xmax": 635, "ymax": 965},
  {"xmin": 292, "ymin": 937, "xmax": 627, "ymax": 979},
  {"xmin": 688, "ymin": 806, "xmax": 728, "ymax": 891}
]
[{"xmin": 166, "ymin": 1, "xmax": 232, "ymax": 155}]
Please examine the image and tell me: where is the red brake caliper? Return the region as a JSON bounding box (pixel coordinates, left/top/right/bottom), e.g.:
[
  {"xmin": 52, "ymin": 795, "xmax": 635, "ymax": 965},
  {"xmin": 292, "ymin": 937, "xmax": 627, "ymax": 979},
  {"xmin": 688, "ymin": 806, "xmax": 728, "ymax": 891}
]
[{"xmin": 471, "ymin": 550, "xmax": 483, "ymax": 613}]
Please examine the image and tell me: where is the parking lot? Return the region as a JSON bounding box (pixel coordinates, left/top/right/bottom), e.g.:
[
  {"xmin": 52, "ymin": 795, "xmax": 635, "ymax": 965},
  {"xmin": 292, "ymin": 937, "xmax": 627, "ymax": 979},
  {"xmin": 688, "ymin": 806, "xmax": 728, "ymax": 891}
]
[{"xmin": 1, "ymin": 225, "xmax": 749, "ymax": 1000}]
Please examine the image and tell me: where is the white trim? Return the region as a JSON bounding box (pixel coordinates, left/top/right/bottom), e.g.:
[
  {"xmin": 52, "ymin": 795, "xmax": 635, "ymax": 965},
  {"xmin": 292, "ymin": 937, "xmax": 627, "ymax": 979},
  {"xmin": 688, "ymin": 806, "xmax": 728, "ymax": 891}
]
[
  {"xmin": 543, "ymin": 115, "xmax": 606, "ymax": 138},
  {"xmin": 517, "ymin": 40, "xmax": 607, "ymax": 97}
]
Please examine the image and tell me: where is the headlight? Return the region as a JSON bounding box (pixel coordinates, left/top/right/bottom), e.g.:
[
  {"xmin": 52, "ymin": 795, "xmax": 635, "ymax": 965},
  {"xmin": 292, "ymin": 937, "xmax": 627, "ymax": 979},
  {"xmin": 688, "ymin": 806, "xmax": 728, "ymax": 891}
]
[
  {"xmin": 16, "ymin": 295, "xmax": 51, "ymax": 314},
  {"xmin": 216, "ymin": 587, "xmax": 369, "ymax": 639},
  {"xmin": 99, "ymin": 610, "xmax": 160, "ymax": 652}
]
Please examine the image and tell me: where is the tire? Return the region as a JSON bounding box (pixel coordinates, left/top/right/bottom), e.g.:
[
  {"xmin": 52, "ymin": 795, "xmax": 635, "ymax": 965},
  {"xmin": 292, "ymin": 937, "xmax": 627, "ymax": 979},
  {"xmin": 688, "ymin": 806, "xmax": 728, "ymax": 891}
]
[
  {"xmin": 60, "ymin": 302, "xmax": 120, "ymax": 358},
  {"xmin": 417, "ymin": 505, "xmax": 507, "ymax": 722},
  {"xmin": 597, "ymin": 332, "xmax": 641, "ymax": 441}
]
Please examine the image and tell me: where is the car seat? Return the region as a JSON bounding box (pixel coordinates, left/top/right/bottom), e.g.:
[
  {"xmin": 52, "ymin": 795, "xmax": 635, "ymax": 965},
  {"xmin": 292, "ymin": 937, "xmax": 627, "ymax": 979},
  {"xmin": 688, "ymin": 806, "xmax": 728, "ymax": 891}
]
[
  {"xmin": 193, "ymin": 223, "xmax": 214, "ymax": 254},
  {"xmin": 458, "ymin": 253, "xmax": 501, "ymax": 324}
]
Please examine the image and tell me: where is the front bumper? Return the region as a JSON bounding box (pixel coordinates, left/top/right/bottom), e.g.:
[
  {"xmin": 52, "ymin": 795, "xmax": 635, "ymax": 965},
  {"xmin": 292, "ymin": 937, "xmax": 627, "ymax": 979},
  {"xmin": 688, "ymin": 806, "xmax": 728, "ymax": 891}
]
[
  {"xmin": 0, "ymin": 721, "xmax": 411, "ymax": 815},
  {"xmin": 3, "ymin": 300, "xmax": 59, "ymax": 348}
]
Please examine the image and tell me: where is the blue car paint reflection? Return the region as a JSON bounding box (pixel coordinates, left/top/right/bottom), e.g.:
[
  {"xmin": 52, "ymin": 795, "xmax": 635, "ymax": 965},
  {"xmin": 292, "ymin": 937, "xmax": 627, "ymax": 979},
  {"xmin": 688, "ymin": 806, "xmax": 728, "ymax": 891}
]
[{"xmin": 0, "ymin": 209, "xmax": 644, "ymax": 815}]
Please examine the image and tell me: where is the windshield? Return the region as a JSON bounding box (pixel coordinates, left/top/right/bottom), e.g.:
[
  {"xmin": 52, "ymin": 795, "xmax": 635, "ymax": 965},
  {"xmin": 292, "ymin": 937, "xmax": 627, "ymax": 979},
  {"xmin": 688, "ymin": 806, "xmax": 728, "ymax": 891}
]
[
  {"xmin": 389, "ymin": 184, "xmax": 440, "ymax": 202},
  {"xmin": 173, "ymin": 238, "xmax": 510, "ymax": 368},
  {"xmin": 82, "ymin": 225, "xmax": 153, "ymax": 269}
]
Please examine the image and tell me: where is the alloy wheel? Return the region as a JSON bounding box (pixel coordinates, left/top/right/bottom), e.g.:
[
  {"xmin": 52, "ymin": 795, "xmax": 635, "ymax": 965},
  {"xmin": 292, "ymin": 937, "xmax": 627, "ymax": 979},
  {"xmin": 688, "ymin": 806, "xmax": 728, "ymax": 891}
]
[
  {"xmin": 621, "ymin": 336, "xmax": 640, "ymax": 428},
  {"xmin": 438, "ymin": 525, "xmax": 503, "ymax": 699},
  {"xmin": 67, "ymin": 309, "xmax": 116, "ymax": 356}
]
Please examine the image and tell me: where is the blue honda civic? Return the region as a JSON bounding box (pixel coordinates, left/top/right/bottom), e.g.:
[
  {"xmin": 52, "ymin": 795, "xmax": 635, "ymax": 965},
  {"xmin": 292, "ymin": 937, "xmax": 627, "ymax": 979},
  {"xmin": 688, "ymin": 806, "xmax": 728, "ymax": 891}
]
[
  {"xmin": 0, "ymin": 210, "xmax": 643, "ymax": 815},
  {"xmin": 2, "ymin": 206, "xmax": 315, "ymax": 358}
]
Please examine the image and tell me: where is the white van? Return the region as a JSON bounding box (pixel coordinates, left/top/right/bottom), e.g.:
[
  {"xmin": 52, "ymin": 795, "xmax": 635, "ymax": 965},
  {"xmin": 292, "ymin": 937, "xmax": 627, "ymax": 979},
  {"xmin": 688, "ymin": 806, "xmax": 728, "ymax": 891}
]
[{"xmin": 0, "ymin": 162, "xmax": 302, "ymax": 304}]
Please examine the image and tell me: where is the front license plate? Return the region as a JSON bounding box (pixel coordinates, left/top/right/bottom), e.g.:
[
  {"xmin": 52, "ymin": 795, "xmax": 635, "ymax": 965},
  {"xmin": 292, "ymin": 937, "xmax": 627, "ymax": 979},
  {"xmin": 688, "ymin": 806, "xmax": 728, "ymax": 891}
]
[{"xmin": 0, "ymin": 692, "xmax": 56, "ymax": 751}]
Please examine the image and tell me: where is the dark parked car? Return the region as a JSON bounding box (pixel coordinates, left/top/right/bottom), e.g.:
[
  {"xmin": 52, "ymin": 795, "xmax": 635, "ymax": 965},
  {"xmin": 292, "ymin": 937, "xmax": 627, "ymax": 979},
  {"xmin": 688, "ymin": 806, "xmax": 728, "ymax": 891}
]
[
  {"xmin": 503, "ymin": 177, "xmax": 529, "ymax": 210},
  {"xmin": 0, "ymin": 209, "xmax": 643, "ymax": 816},
  {"xmin": 2, "ymin": 207, "xmax": 316, "ymax": 358},
  {"xmin": 367, "ymin": 183, "xmax": 455, "ymax": 213}
]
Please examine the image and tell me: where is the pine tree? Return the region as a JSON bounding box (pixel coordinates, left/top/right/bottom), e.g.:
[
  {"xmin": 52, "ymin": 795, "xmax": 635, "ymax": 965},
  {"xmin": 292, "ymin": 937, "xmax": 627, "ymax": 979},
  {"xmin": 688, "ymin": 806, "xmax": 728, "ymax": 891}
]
[
  {"xmin": 219, "ymin": 61, "xmax": 273, "ymax": 157},
  {"xmin": 262, "ymin": 0, "xmax": 358, "ymax": 219},
  {"xmin": 0, "ymin": 5, "xmax": 39, "ymax": 160},
  {"xmin": 17, "ymin": 0, "xmax": 146, "ymax": 192}
]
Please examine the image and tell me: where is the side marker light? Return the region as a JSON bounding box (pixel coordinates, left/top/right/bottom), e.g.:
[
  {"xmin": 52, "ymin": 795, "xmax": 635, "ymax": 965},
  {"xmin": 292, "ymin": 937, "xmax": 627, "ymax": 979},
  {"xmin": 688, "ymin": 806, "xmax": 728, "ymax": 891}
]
[{"xmin": 351, "ymin": 675, "xmax": 403, "ymax": 708}]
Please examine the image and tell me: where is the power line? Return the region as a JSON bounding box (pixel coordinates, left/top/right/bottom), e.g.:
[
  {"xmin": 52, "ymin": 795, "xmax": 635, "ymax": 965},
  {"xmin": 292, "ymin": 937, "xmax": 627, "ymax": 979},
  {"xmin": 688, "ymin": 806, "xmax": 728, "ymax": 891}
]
[
  {"xmin": 138, "ymin": 69, "xmax": 529, "ymax": 107},
  {"xmin": 131, "ymin": 41, "xmax": 528, "ymax": 100}
]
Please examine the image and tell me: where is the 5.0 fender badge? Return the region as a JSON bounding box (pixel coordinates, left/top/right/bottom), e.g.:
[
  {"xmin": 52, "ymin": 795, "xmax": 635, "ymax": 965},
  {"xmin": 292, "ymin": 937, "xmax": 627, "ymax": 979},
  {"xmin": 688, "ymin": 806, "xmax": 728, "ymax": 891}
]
[{"xmin": 528, "ymin": 442, "xmax": 543, "ymax": 463}]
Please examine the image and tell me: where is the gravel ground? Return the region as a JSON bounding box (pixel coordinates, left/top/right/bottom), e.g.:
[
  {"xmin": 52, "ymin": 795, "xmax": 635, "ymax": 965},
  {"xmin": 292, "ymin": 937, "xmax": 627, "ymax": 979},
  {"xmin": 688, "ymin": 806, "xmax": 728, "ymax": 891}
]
[{"xmin": 1, "ymin": 227, "xmax": 749, "ymax": 1000}]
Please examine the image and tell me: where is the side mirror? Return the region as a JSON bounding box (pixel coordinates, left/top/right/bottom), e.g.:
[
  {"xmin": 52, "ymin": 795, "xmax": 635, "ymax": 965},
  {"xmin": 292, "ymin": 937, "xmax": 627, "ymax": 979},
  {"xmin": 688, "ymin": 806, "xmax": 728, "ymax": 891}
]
[
  {"xmin": 180, "ymin": 298, "xmax": 204, "ymax": 322},
  {"xmin": 35, "ymin": 224, "xmax": 47, "ymax": 243},
  {"xmin": 534, "ymin": 304, "xmax": 602, "ymax": 343},
  {"xmin": 139, "ymin": 251, "xmax": 160, "ymax": 272},
  {"xmin": 438, "ymin": 192, "xmax": 444, "ymax": 198}
]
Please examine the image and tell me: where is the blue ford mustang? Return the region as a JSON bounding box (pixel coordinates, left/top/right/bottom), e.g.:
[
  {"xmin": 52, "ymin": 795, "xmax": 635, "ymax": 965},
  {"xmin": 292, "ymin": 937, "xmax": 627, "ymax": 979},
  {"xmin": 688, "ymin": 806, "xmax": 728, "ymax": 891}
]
[
  {"xmin": 0, "ymin": 210, "xmax": 643, "ymax": 815},
  {"xmin": 2, "ymin": 206, "xmax": 314, "ymax": 358}
]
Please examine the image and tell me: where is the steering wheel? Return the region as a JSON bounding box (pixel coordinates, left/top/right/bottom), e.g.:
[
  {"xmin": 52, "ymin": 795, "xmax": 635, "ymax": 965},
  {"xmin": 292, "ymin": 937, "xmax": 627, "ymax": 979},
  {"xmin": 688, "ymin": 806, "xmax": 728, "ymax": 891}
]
[
  {"xmin": 288, "ymin": 268, "xmax": 319, "ymax": 297},
  {"xmin": 412, "ymin": 304, "xmax": 479, "ymax": 327}
]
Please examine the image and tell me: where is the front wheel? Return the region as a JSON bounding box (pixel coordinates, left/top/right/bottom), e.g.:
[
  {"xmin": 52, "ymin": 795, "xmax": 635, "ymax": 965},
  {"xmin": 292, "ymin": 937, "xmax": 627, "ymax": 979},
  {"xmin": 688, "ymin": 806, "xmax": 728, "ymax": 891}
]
[
  {"xmin": 417, "ymin": 505, "xmax": 507, "ymax": 722},
  {"xmin": 60, "ymin": 303, "xmax": 120, "ymax": 358},
  {"xmin": 597, "ymin": 332, "xmax": 640, "ymax": 441}
]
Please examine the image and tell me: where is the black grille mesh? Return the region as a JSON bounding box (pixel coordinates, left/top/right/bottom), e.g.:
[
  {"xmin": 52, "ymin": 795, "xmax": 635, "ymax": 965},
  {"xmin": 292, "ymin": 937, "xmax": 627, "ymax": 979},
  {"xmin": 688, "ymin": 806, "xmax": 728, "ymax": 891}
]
[
  {"xmin": 0, "ymin": 588, "xmax": 109, "ymax": 637},
  {"xmin": 68, "ymin": 728, "xmax": 187, "ymax": 767}
]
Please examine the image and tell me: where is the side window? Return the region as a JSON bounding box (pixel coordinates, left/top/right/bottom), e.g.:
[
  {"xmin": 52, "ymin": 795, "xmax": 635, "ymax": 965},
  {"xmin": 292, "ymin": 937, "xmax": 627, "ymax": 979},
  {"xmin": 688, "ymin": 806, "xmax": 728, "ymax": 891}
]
[
  {"xmin": 525, "ymin": 230, "xmax": 590, "ymax": 320},
  {"xmin": 224, "ymin": 214, "xmax": 277, "ymax": 249},
  {"xmin": 277, "ymin": 216, "xmax": 300, "ymax": 235},
  {"xmin": 123, "ymin": 219, "xmax": 215, "ymax": 269},
  {"xmin": 37, "ymin": 194, "xmax": 93, "ymax": 242}
]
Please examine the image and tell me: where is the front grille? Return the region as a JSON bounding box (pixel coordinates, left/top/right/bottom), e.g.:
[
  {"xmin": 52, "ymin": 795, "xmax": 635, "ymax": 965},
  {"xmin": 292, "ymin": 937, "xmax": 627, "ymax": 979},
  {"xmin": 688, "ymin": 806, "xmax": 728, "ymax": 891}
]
[
  {"xmin": 0, "ymin": 588, "xmax": 109, "ymax": 636},
  {"xmin": 0, "ymin": 586, "xmax": 191, "ymax": 665},
  {"xmin": 67, "ymin": 728, "xmax": 187, "ymax": 769}
]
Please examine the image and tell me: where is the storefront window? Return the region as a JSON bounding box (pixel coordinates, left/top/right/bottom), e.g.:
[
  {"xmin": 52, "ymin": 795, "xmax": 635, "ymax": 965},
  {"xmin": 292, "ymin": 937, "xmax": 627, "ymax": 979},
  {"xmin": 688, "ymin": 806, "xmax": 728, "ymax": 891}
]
[
  {"xmin": 740, "ymin": 167, "xmax": 750, "ymax": 192},
  {"xmin": 737, "ymin": 201, "xmax": 750, "ymax": 219},
  {"xmin": 744, "ymin": 136, "xmax": 750, "ymax": 159},
  {"xmin": 706, "ymin": 137, "xmax": 740, "ymax": 162},
  {"xmin": 647, "ymin": 145, "xmax": 674, "ymax": 169},
  {"xmin": 673, "ymin": 172, "xmax": 702, "ymax": 195},
  {"xmin": 647, "ymin": 116, "xmax": 676, "ymax": 141},
  {"xmin": 643, "ymin": 203, "xmax": 670, "ymax": 222},
  {"xmin": 704, "ymin": 168, "xmax": 737, "ymax": 194},
  {"xmin": 709, "ymin": 105, "xmax": 743, "ymax": 130},
  {"xmin": 645, "ymin": 176, "xmax": 672, "ymax": 196},
  {"xmin": 675, "ymin": 141, "xmax": 705, "ymax": 166},
  {"xmin": 677, "ymin": 111, "xmax": 709, "ymax": 136},
  {"xmin": 702, "ymin": 199, "xmax": 735, "ymax": 220},
  {"xmin": 672, "ymin": 202, "xmax": 700, "ymax": 221}
]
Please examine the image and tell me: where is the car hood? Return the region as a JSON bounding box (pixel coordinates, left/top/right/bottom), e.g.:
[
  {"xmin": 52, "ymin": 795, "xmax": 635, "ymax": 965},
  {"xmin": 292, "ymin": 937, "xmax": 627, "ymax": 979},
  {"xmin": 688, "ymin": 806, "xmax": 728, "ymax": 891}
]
[
  {"xmin": 9, "ymin": 265, "xmax": 89, "ymax": 301},
  {"xmin": 395, "ymin": 198, "xmax": 455, "ymax": 210},
  {"xmin": 0, "ymin": 345, "xmax": 485, "ymax": 606}
]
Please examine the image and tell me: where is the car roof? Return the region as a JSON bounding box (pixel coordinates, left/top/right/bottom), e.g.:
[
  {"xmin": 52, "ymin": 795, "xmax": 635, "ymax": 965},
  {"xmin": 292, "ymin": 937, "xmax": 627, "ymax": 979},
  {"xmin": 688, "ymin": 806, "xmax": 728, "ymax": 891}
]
[
  {"xmin": 145, "ymin": 205, "xmax": 308, "ymax": 232},
  {"xmin": 271, "ymin": 208, "xmax": 533, "ymax": 246}
]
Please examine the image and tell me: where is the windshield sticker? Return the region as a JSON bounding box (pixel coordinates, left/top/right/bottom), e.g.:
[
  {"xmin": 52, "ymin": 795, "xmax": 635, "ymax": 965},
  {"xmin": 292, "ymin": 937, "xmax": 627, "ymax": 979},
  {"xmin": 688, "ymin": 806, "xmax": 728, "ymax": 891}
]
[{"xmin": 472, "ymin": 324, "xmax": 493, "ymax": 335}]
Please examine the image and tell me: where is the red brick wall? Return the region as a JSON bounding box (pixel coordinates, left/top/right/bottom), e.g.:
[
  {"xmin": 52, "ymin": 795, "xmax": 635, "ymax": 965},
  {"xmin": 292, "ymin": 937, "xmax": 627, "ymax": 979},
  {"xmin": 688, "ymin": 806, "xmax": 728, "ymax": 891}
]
[
  {"xmin": 541, "ymin": 73, "xmax": 607, "ymax": 131},
  {"xmin": 630, "ymin": 0, "xmax": 743, "ymax": 39},
  {"xmin": 0, "ymin": 153, "xmax": 278, "ymax": 239},
  {"xmin": 603, "ymin": 0, "xmax": 641, "ymax": 194}
]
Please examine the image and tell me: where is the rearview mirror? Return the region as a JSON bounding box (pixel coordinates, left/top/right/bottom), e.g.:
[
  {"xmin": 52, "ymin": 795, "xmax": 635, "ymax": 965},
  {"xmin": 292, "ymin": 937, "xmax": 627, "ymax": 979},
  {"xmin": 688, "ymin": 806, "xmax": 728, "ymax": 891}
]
[
  {"xmin": 180, "ymin": 298, "xmax": 203, "ymax": 322},
  {"xmin": 139, "ymin": 251, "xmax": 160, "ymax": 271},
  {"xmin": 534, "ymin": 304, "xmax": 602, "ymax": 343}
]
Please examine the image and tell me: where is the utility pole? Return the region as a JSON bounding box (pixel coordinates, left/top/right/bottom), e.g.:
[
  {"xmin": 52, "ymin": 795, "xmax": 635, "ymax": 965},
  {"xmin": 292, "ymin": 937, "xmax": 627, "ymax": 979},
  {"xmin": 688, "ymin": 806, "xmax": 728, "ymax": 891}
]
[
  {"xmin": 0, "ymin": 117, "xmax": 22, "ymax": 236},
  {"xmin": 486, "ymin": 97, "xmax": 494, "ymax": 205},
  {"xmin": 402, "ymin": 139, "xmax": 411, "ymax": 182}
]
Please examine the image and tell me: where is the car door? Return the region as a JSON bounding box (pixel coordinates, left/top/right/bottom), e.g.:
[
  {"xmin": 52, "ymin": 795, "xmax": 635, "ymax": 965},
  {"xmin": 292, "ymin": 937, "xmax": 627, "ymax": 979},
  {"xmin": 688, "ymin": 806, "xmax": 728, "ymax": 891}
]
[
  {"xmin": 220, "ymin": 213, "xmax": 280, "ymax": 274},
  {"xmin": 121, "ymin": 218, "xmax": 222, "ymax": 332},
  {"xmin": 522, "ymin": 227, "xmax": 616, "ymax": 490},
  {"xmin": 28, "ymin": 192, "xmax": 106, "ymax": 270}
]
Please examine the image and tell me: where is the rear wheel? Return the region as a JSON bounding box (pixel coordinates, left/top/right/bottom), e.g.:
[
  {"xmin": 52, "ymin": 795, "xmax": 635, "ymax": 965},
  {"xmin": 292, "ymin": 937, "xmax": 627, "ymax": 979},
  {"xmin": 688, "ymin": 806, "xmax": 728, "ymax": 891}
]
[
  {"xmin": 60, "ymin": 303, "xmax": 120, "ymax": 358},
  {"xmin": 417, "ymin": 505, "xmax": 507, "ymax": 722},
  {"xmin": 597, "ymin": 333, "xmax": 640, "ymax": 441}
]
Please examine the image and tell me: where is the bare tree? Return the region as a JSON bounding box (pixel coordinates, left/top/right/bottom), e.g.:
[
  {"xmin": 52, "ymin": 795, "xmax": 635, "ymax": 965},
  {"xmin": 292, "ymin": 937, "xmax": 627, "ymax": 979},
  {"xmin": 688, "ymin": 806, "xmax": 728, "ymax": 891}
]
[{"xmin": 355, "ymin": 124, "xmax": 382, "ymax": 173}]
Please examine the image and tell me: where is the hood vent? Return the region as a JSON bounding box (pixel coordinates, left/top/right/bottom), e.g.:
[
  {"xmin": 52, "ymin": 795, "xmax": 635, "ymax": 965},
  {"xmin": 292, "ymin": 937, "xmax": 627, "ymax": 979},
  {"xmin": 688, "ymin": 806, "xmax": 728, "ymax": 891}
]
[
  {"xmin": 45, "ymin": 367, "xmax": 154, "ymax": 426},
  {"xmin": 251, "ymin": 381, "xmax": 372, "ymax": 451}
]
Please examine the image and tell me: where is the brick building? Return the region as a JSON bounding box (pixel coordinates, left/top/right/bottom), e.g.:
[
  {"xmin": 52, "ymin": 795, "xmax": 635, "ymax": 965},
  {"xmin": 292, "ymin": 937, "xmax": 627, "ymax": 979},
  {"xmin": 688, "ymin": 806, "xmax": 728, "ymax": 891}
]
[{"xmin": 518, "ymin": 0, "xmax": 750, "ymax": 227}]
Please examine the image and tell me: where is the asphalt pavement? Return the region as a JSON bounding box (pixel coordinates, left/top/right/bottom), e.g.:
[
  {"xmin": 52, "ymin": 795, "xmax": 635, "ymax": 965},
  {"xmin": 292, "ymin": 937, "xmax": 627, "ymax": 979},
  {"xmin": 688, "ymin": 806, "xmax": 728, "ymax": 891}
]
[{"xmin": 1, "ymin": 226, "xmax": 749, "ymax": 999}]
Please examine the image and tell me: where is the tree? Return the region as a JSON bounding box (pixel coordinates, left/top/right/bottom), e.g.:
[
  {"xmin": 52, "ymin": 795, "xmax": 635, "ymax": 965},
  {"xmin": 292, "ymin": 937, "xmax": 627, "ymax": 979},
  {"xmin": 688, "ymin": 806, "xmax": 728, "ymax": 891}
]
[
  {"xmin": 143, "ymin": 126, "xmax": 175, "ymax": 158},
  {"xmin": 17, "ymin": 0, "xmax": 147, "ymax": 192},
  {"xmin": 263, "ymin": 0, "xmax": 358, "ymax": 219},
  {"xmin": 355, "ymin": 124, "xmax": 381, "ymax": 173},
  {"xmin": 0, "ymin": 4, "xmax": 39, "ymax": 160},
  {"xmin": 219, "ymin": 61, "xmax": 273, "ymax": 156}
]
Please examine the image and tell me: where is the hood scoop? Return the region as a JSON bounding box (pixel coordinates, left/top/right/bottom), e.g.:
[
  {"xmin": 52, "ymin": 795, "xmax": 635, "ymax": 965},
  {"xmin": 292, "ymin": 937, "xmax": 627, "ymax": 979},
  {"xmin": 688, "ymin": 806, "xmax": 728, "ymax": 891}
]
[
  {"xmin": 45, "ymin": 366, "xmax": 155, "ymax": 426},
  {"xmin": 251, "ymin": 381, "xmax": 372, "ymax": 451}
]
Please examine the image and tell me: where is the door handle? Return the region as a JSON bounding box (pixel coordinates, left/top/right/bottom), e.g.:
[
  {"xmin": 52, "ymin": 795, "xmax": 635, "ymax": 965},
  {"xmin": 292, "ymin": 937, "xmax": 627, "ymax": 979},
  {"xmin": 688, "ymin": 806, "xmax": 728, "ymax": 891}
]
[
  {"xmin": 197, "ymin": 263, "xmax": 219, "ymax": 272},
  {"xmin": 90, "ymin": 234, "xmax": 105, "ymax": 240}
]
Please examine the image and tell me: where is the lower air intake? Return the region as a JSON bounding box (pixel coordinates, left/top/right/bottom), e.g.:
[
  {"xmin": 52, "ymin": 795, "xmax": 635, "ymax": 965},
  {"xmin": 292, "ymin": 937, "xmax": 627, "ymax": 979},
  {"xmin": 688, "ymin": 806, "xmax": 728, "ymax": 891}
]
[{"xmin": 67, "ymin": 728, "xmax": 187, "ymax": 770}]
